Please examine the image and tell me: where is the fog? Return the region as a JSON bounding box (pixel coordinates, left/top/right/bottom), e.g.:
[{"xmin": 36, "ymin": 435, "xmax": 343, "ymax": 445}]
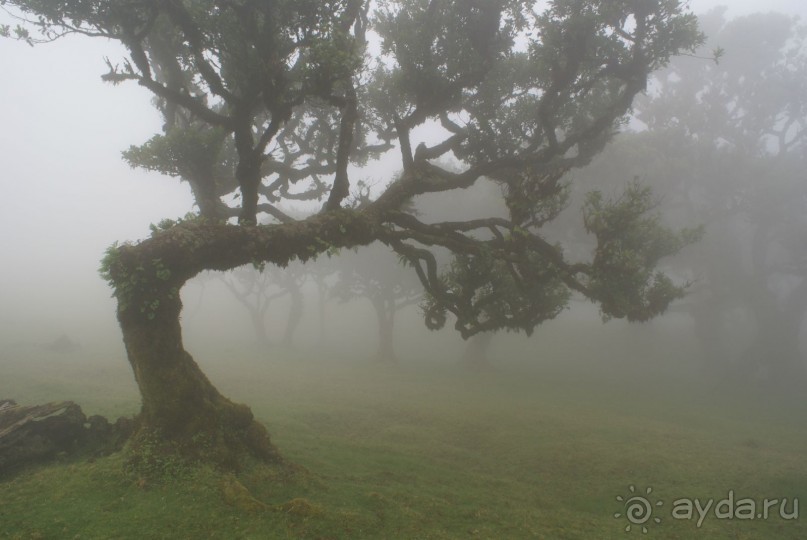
[
  {"xmin": 0, "ymin": 4, "xmax": 803, "ymax": 374},
  {"xmin": 1, "ymin": 2, "xmax": 807, "ymax": 535},
  {"xmin": 0, "ymin": 0, "xmax": 803, "ymax": 357}
]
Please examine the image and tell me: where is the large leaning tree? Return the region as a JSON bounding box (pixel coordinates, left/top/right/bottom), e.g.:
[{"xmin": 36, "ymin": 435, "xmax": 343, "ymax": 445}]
[{"xmin": 3, "ymin": 0, "xmax": 703, "ymax": 470}]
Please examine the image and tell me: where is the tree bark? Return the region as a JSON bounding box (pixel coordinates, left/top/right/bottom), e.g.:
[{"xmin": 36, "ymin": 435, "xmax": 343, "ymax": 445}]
[
  {"xmin": 119, "ymin": 288, "xmax": 279, "ymax": 470},
  {"xmin": 187, "ymin": 172, "xmax": 229, "ymax": 221},
  {"xmin": 237, "ymin": 157, "xmax": 261, "ymax": 224},
  {"xmin": 104, "ymin": 212, "xmax": 377, "ymax": 471}
]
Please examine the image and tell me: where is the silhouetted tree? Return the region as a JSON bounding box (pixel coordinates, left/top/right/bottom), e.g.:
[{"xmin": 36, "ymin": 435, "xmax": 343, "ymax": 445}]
[
  {"xmin": 332, "ymin": 244, "xmax": 421, "ymax": 362},
  {"xmin": 5, "ymin": 0, "xmax": 702, "ymax": 470},
  {"xmin": 310, "ymin": 259, "xmax": 337, "ymax": 348},
  {"xmin": 220, "ymin": 263, "xmax": 306, "ymax": 348},
  {"xmin": 568, "ymin": 8, "xmax": 807, "ymax": 386}
]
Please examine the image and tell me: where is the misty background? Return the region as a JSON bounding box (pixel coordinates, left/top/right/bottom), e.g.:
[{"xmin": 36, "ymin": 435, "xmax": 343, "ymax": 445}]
[{"xmin": 1, "ymin": 0, "xmax": 806, "ymax": 402}]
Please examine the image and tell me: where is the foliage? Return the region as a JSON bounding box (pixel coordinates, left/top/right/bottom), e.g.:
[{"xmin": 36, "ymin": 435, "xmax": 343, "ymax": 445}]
[
  {"xmin": 583, "ymin": 184, "xmax": 702, "ymax": 321},
  {"xmin": 2, "ymin": 0, "xmax": 708, "ymax": 463},
  {"xmin": 122, "ymin": 127, "xmax": 230, "ymax": 182},
  {"xmin": 555, "ymin": 7, "xmax": 807, "ymax": 384},
  {"xmin": 4, "ymin": 0, "xmax": 705, "ymax": 335},
  {"xmin": 423, "ymin": 249, "xmax": 570, "ymax": 337},
  {"xmin": 99, "ymin": 241, "xmax": 179, "ymax": 319}
]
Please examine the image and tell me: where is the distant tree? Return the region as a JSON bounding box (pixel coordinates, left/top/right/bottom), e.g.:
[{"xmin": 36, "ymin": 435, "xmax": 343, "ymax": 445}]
[
  {"xmin": 635, "ymin": 8, "xmax": 807, "ymax": 386},
  {"xmin": 5, "ymin": 0, "xmax": 702, "ymax": 470},
  {"xmin": 332, "ymin": 244, "xmax": 421, "ymax": 362},
  {"xmin": 278, "ymin": 267, "xmax": 306, "ymax": 347},
  {"xmin": 220, "ymin": 263, "xmax": 307, "ymax": 348},
  {"xmin": 567, "ymin": 8, "xmax": 807, "ymax": 386},
  {"xmin": 220, "ymin": 267, "xmax": 277, "ymax": 348},
  {"xmin": 310, "ymin": 259, "xmax": 337, "ymax": 347}
]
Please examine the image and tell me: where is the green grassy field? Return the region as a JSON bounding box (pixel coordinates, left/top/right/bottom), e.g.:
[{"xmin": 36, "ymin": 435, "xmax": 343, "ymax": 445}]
[{"xmin": 1, "ymin": 319, "xmax": 806, "ymax": 539}]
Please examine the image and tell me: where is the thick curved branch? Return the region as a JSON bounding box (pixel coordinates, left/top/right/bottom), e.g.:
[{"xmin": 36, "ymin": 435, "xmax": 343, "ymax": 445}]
[
  {"xmin": 393, "ymin": 113, "xmax": 414, "ymax": 170},
  {"xmin": 324, "ymin": 82, "xmax": 359, "ymax": 211},
  {"xmin": 222, "ymin": 203, "xmax": 295, "ymax": 224},
  {"xmin": 106, "ymin": 210, "xmax": 380, "ymax": 301},
  {"xmin": 413, "ymin": 133, "xmax": 467, "ymax": 162},
  {"xmin": 382, "ymin": 208, "xmax": 592, "ymax": 296},
  {"xmin": 162, "ymin": 0, "xmax": 236, "ymax": 104},
  {"xmin": 137, "ymin": 77, "xmax": 233, "ymax": 127}
]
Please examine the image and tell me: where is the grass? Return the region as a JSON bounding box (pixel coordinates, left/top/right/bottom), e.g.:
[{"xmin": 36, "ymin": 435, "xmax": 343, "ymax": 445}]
[{"xmin": 1, "ymin": 319, "xmax": 806, "ymax": 539}]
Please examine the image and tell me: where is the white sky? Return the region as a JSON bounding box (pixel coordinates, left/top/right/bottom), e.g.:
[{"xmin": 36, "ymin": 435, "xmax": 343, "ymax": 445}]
[
  {"xmin": 0, "ymin": 1, "xmax": 804, "ymax": 342},
  {"xmin": 693, "ymin": 0, "xmax": 804, "ymax": 16}
]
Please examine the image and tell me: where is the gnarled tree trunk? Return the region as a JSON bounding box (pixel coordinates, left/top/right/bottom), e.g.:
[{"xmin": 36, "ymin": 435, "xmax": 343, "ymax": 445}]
[
  {"xmin": 104, "ymin": 212, "xmax": 377, "ymax": 471},
  {"xmin": 119, "ymin": 290, "xmax": 278, "ymax": 470}
]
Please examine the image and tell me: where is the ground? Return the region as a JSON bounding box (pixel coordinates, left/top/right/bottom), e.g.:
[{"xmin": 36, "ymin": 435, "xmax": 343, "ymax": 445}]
[{"xmin": 1, "ymin": 319, "xmax": 805, "ymax": 539}]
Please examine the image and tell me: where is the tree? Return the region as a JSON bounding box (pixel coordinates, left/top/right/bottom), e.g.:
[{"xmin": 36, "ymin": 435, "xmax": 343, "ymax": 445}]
[
  {"xmin": 220, "ymin": 263, "xmax": 307, "ymax": 348},
  {"xmin": 566, "ymin": 8, "xmax": 807, "ymax": 386},
  {"xmin": 4, "ymin": 0, "xmax": 703, "ymax": 470},
  {"xmin": 332, "ymin": 243, "xmax": 422, "ymax": 362}
]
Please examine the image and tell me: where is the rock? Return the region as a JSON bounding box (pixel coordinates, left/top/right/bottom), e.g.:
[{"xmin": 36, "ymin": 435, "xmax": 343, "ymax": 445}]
[{"xmin": 0, "ymin": 399, "xmax": 133, "ymax": 477}]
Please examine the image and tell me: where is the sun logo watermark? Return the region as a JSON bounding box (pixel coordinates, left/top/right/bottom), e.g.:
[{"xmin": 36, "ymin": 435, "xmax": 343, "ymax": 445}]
[
  {"xmin": 614, "ymin": 485, "xmax": 663, "ymax": 533},
  {"xmin": 614, "ymin": 485, "xmax": 799, "ymax": 533}
]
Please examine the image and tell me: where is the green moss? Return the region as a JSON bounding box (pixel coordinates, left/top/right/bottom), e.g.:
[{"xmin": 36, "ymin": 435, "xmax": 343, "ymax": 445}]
[
  {"xmin": 152, "ymin": 258, "xmax": 171, "ymax": 281},
  {"xmin": 221, "ymin": 474, "xmax": 270, "ymax": 513},
  {"xmin": 124, "ymin": 430, "xmax": 194, "ymax": 480},
  {"xmin": 280, "ymin": 497, "xmax": 322, "ymax": 518},
  {"xmin": 98, "ymin": 241, "xmax": 122, "ymax": 285},
  {"xmin": 147, "ymin": 212, "xmax": 208, "ymax": 237}
]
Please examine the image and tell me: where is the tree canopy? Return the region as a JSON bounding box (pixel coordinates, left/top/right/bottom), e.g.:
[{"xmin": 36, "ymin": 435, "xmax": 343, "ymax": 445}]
[
  {"xmin": 564, "ymin": 7, "xmax": 807, "ymax": 386},
  {"xmin": 3, "ymin": 0, "xmax": 704, "ymax": 468}
]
